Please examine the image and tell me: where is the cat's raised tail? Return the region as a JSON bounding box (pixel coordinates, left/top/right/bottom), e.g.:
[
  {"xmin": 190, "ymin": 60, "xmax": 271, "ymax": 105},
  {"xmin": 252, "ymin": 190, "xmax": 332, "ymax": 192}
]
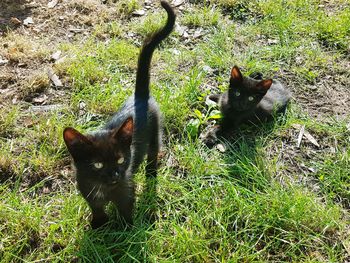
[{"xmin": 135, "ymin": 1, "xmax": 176, "ymax": 99}]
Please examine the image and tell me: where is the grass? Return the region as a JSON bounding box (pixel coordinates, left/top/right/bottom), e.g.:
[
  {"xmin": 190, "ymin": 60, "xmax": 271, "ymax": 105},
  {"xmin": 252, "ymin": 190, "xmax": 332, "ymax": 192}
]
[{"xmin": 1, "ymin": 0, "xmax": 350, "ymax": 262}]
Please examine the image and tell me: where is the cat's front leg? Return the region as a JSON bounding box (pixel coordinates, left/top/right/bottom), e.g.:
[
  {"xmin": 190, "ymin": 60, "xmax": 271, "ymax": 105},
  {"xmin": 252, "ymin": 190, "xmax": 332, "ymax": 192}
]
[
  {"xmin": 115, "ymin": 195, "xmax": 134, "ymax": 226},
  {"xmin": 89, "ymin": 203, "xmax": 108, "ymax": 229}
]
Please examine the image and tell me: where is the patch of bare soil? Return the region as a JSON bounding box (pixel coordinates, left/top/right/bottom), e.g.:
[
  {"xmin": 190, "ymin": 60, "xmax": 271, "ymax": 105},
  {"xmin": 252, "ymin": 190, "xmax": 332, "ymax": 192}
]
[
  {"xmin": 0, "ymin": 0, "xmax": 120, "ymax": 107},
  {"xmin": 295, "ymin": 66, "xmax": 350, "ymax": 120}
]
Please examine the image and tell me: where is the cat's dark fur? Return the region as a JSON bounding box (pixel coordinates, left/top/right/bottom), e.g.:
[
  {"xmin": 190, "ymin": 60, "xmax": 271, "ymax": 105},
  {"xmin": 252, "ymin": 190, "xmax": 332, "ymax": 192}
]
[
  {"xmin": 203, "ymin": 66, "xmax": 291, "ymax": 146},
  {"xmin": 63, "ymin": 1, "xmax": 176, "ymax": 228}
]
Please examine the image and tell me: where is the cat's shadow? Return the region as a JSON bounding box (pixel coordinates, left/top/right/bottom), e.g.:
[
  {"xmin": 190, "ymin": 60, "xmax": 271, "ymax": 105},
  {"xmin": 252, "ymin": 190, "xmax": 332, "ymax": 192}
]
[
  {"xmin": 217, "ymin": 119, "xmax": 281, "ymax": 191},
  {"xmin": 77, "ymin": 177, "xmax": 158, "ymax": 262}
]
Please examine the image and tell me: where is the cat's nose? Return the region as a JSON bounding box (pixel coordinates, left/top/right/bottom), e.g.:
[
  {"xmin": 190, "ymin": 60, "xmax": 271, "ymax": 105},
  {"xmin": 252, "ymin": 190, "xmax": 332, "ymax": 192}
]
[{"xmin": 111, "ymin": 171, "xmax": 119, "ymax": 184}]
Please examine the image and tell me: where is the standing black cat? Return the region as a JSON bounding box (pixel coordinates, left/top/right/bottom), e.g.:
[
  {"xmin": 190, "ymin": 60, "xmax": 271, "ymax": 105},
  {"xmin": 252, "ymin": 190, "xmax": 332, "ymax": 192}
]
[
  {"xmin": 63, "ymin": 1, "xmax": 176, "ymax": 228},
  {"xmin": 203, "ymin": 65, "xmax": 291, "ymax": 146}
]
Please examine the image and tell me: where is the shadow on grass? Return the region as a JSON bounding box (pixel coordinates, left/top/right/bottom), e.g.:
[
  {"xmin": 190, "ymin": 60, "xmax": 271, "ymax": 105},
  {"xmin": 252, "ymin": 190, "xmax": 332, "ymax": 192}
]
[
  {"xmin": 77, "ymin": 177, "xmax": 158, "ymax": 262},
  {"xmin": 218, "ymin": 119, "xmax": 281, "ymax": 192}
]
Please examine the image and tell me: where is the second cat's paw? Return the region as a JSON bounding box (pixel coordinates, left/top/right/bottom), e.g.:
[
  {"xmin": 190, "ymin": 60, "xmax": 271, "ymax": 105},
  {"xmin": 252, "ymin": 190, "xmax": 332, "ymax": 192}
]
[{"xmin": 200, "ymin": 126, "xmax": 220, "ymax": 148}]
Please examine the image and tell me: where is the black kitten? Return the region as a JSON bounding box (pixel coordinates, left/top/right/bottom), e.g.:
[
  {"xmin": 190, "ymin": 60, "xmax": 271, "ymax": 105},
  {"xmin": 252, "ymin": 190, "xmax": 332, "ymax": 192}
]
[
  {"xmin": 63, "ymin": 1, "xmax": 176, "ymax": 228},
  {"xmin": 203, "ymin": 65, "xmax": 291, "ymax": 146}
]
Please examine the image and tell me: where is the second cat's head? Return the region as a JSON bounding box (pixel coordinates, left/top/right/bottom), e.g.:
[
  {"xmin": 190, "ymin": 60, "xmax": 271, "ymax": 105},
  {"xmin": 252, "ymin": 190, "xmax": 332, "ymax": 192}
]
[
  {"xmin": 63, "ymin": 118, "xmax": 133, "ymax": 185},
  {"xmin": 227, "ymin": 66, "xmax": 272, "ymax": 111}
]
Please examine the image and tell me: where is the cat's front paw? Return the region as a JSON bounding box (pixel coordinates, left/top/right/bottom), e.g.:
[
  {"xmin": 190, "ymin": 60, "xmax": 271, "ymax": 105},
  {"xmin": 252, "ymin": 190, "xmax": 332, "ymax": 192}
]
[
  {"xmin": 200, "ymin": 126, "xmax": 220, "ymax": 148},
  {"xmin": 91, "ymin": 216, "xmax": 109, "ymax": 229}
]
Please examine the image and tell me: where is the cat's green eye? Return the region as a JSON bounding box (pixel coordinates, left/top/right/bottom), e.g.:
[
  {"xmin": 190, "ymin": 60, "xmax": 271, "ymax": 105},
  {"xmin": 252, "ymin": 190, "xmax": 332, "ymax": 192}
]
[
  {"xmin": 248, "ymin": 96, "xmax": 254, "ymax": 101},
  {"xmin": 93, "ymin": 162, "xmax": 103, "ymax": 169},
  {"xmin": 117, "ymin": 157, "xmax": 124, "ymax": 164},
  {"xmin": 235, "ymin": 91, "xmax": 240, "ymax": 97}
]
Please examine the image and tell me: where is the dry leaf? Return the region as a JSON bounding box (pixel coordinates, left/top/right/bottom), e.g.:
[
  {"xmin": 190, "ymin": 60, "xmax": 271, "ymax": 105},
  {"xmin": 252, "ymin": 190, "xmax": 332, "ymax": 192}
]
[
  {"xmin": 132, "ymin": 9, "xmax": 145, "ymax": 16},
  {"xmin": 0, "ymin": 58, "xmax": 9, "ymax": 65},
  {"xmin": 10, "ymin": 17, "xmax": 21, "ymax": 25},
  {"xmin": 303, "ymin": 130, "xmax": 320, "ymax": 147},
  {"xmin": 296, "ymin": 125, "xmax": 305, "ymax": 148},
  {"xmin": 216, "ymin": 143, "xmax": 226, "ymax": 153},
  {"xmin": 23, "ymin": 17, "xmax": 34, "ymax": 26},
  {"xmin": 48, "ymin": 68, "xmax": 63, "ymax": 87},
  {"xmin": 32, "ymin": 94, "xmax": 48, "ymax": 104},
  {"xmin": 51, "ymin": 51, "xmax": 61, "ymax": 61},
  {"xmin": 172, "ymin": 0, "xmax": 184, "ymax": 7},
  {"xmin": 48, "ymin": 0, "xmax": 58, "ymax": 8}
]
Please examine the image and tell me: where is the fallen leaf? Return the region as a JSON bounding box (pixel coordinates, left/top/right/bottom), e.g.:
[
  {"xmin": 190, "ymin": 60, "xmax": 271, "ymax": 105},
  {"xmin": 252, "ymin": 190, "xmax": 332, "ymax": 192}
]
[
  {"xmin": 216, "ymin": 143, "xmax": 226, "ymax": 153},
  {"xmin": 30, "ymin": 104, "xmax": 63, "ymax": 112},
  {"xmin": 132, "ymin": 9, "xmax": 146, "ymax": 16},
  {"xmin": 293, "ymin": 124, "xmax": 319, "ymax": 148},
  {"xmin": 296, "ymin": 125, "xmax": 305, "ymax": 148},
  {"xmin": 51, "ymin": 51, "xmax": 61, "ymax": 61},
  {"xmin": 203, "ymin": 65, "xmax": 213, "ymax": 73},
  {"xmin": 32, "ymin": 94, "xmax": 48, "ymax": 104},
  {"xmin": 303, "ymin": 130, "xmax": 320, "ymax": 148},
  {"xmin": 10, "ymin": 17, "xmax": 21, "ymax": 26},
  {"xmin": 172, "ymin": 0, "xmax": 184, "ymax": 7},
  {"xmin": 47, "ymin": 0, "xmax": 58, "ymax": 8},
  {"xmin": 267, "ymin": 38, "xmax": 278, "ymax": 45},
  {"xmin": 205, "ymin": 96, "xmax": 217, "ymax": 107},
  {"xmin": 23, "ymin": 17, "xmax": 34, "ymax": 26},
  {"xmin": 193, "ymin": 29, "xmax": 204, "ymax": 39},
  {"xmin": 48, "ymin": 68, "xmax": 62, "ymax": 87},
  {"xmin": 175, "ymin": 24, "xmax": 186, "ymax": 36},
  {"xmin": 0, "ymin": 58, "xmax": 9, "ymax": 65}
]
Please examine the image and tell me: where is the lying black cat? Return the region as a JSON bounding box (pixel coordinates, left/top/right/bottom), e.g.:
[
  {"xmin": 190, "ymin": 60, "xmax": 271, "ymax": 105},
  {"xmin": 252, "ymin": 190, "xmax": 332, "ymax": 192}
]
[
  {"xmin": 203, "ymin": 66, "xmax": 291, "ymax": 146},
  {"xmin": 63, "ymin": 1, "xmax": 176, "ymax": 228}
]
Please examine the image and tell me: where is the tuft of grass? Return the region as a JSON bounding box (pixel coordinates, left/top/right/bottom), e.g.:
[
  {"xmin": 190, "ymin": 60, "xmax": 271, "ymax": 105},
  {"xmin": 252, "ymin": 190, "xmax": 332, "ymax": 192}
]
[
  {"xmin": 115, "ymin": 0, "xmax": 141, "ymax": 17},
  {"xmin": 182, "ymin": 6, "xmax": 221, "ymax": 28}
]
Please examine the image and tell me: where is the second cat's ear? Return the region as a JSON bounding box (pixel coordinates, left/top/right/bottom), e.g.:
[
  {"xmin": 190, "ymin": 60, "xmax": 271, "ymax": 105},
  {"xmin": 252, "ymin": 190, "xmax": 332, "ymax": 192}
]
[
  {"xmin": 63, "ymin": 127, "xmax": 92, "ymax": 158},
  {"xmin": 114, "ymin": 117, "xmax": 134, "ymax": 146},
  {"xmin": 255, "ymin": 79, "xmax": 273, "ymax": 94},
  {"xmin": 230, "ymin": 66, "xmax": 243, "ymax": 82}
]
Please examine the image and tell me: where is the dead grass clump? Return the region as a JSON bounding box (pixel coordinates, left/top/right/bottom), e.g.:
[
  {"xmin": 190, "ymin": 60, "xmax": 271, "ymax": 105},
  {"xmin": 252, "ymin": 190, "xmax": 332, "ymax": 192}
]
[
  {"xmin": 69, "ymin": 0, "xmax": 104, "ymax": 14},
  {"xmin": 0, "ymin": 155, "xmax": 17, "ymax": 184},
  {"xmin": 19, "ymin": 71, "xmax": 50, "ymax": 101},
  {"xmin": 0, "ymin": 33, "xmax": 49, "ymax": 64}
]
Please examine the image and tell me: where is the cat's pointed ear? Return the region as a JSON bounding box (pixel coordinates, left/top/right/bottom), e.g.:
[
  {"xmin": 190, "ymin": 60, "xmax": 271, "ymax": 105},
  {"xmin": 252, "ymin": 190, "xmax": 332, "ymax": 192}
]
[
  {"xmin": 63, "ymin": 127, "xmax": 92, "ymax": 158},
  {"xmin": 230, "ymin": 66, "xmax": 243, "ymax": 82},
  {"xmin": 255, "ymin": 79, "xmax": 272, "ymax": 94},
  {"xmin": 114, "ymin": 117, "xmax": 133, "ymax": 146}
]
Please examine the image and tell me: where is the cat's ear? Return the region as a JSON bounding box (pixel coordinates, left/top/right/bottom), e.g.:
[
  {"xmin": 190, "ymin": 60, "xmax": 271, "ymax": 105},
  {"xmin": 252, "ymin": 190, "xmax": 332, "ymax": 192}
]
[
  {"xmin": 63, "ymin": 127, "xmax": 92, "ymax": 158},
  {"xmin": 255, "ymin": 79, "xmax": 272, "ymax": 94},
  {"xmin": 230, "ymin": 66, "xmax": 243, "ymax": 82},
  {"xmin": 113, "ymin": 117, "xmax": 133, "ymax": 146}
]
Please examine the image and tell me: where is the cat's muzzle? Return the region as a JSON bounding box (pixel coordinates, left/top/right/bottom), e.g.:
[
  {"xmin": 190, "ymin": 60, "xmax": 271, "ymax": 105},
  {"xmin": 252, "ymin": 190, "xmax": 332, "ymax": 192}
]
[{"xmin": 111, "ymin": 171, "xmax": 120, "ymax": 184}]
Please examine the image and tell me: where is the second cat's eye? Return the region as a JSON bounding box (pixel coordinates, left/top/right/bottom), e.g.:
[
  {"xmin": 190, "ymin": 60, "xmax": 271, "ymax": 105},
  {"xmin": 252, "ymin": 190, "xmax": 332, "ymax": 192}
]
[
  {"xmin": 248, "ymin": 96, "xmax": 254, "ymax": 101},
  {"xmin": 93, "ymin": 162, "xmax": 103, "ymax": 169},
  {"xmin": 117, "ymin": 157, "xmax": 124, "ymax": 164},
  {"xmin": 235, "ymin": 91, "xmax": 240, "ymax": 97}
]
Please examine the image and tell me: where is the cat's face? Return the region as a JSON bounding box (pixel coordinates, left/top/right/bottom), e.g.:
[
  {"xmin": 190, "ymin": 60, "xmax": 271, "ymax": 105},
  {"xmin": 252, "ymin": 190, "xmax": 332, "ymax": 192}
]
[
  {"xmin": 228, "ymin": 66, "xmax": 272, "ymax": 111},
  {"xmin": 63, "ymin": 118, "xmax": 133, "ymax": 185}
]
